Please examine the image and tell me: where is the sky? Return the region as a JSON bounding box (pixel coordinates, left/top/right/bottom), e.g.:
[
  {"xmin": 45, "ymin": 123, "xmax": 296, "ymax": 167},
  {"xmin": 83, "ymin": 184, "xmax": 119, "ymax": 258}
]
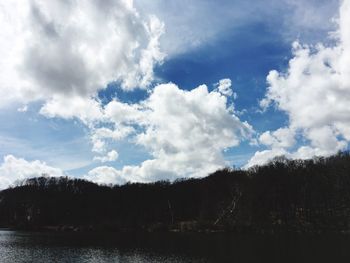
[{"xmin": 0, "ymin": 0, "xmax": 349, "ymax": 188}]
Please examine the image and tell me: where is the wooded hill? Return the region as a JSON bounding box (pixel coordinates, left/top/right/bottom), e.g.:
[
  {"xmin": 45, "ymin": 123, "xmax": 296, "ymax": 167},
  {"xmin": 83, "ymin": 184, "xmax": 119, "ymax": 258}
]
[{"xmin": 1, "ymin": 152, "xmax": 350, "ymax": 233}]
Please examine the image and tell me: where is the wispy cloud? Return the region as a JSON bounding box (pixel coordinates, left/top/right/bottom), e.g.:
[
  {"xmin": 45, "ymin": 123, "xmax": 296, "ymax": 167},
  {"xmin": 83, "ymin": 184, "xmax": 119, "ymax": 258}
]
[{"xmin": 135, "ymin": 0, "xmax": 338, "ymax": 56}]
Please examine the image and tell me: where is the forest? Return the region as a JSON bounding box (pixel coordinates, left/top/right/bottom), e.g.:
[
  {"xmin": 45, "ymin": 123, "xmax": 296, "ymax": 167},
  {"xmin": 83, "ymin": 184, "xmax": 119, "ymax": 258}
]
[{"xmin": 1, "ymin": 152, "xmax": 350, "ymax": 234}]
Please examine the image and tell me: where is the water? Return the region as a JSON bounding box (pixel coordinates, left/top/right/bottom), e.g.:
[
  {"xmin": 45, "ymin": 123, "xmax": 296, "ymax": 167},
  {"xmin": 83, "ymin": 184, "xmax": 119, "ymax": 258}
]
[{"xmin": 1, "ymin": 230, "xmax": 350, "ymax": 263}]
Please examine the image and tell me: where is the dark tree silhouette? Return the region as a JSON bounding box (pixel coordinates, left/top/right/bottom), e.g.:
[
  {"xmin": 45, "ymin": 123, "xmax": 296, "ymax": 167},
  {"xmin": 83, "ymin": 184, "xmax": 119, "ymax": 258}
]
[{"xmin": 1, "ymin": 152, "xmax": 350, "ymax": 233}]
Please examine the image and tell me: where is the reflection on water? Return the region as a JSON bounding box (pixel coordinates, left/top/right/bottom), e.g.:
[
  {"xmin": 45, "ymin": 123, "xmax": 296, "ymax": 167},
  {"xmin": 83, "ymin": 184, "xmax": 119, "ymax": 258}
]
[{"xmin": 1, "ymin": 230, "xmax": 350, "ymax": 262}]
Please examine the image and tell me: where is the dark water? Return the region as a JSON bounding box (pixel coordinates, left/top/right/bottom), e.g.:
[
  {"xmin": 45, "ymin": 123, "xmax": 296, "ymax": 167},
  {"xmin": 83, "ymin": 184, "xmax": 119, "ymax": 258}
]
[{"xmin": 1, "ymin": 230, "xmax": 350, "ymax": 263}]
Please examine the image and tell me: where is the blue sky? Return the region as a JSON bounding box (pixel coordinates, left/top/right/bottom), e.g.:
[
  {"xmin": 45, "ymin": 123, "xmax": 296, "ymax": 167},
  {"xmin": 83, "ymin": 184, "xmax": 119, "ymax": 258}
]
[{"xmin": 0, "ymin": 0, "xmax": 349, "ymax": 188}]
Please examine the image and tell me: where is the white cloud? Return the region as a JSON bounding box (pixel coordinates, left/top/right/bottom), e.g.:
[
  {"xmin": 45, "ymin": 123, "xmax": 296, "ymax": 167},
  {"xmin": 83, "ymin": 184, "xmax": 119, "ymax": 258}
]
[
  {"xmin": 94, "ymin": 150, "xmax": 119, "ymax": 163},
  {"xmin": 89, "ymin": 82, "xmax": 253, "ymax": 183},
  {"xmin": 245, "ymin": 148, "xmax": 288, "ymax": 168},
  {"xmin": 0, "ymin": 0, "xmax": 164, "ymax": 108},
  {"xmin": 137, "ymin": 83, "xmax": 251, "ymax": 158},
  {"xmin": 259, "ymin": 127, "xmax": 296, "ymax": 149},
  {"xmin": 85, "ymin": 166, "xmax": 126, "ymax": 185},
  {"xmin": 247, "ymin": 0, "xmax": 350, "ymax": 167},
  {"xmin": 62, "ymin": 80, "xmax": 252, "ymax": 184},
  {"xmin": 39, "ymin": 95, "xmax": 104, "ymax": 125},
  {"xmin": 104, "ymin": 100, "xmax": 144, "ymax": 125},
  {"xmin": 90, "ymin": 126, "xmax": 135, "ymax": 155},
  {"xmin": 216, "ymin": 78, "xmax": 234, "ymax": 97},
  {"xmin": 0, "ymin": 155, "xmax": 64, "ymax": 189},
  {"xmin": 92, "ymin": 127, "xmax": 135, "ymax": 141}
]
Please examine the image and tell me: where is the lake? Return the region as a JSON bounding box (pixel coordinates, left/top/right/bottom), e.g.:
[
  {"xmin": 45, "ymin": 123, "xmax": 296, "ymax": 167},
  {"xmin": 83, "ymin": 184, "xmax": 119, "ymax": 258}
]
[{"xmin": 1, "ymin": 230, "xmax": 350, "ymax": 262}]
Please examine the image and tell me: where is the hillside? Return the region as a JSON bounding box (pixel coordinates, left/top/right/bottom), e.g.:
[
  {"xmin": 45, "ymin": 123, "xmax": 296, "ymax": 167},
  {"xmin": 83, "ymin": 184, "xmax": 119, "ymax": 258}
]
[{"xmin": 1, "ymin": 152, "xmax": 350, "ymax": 233}]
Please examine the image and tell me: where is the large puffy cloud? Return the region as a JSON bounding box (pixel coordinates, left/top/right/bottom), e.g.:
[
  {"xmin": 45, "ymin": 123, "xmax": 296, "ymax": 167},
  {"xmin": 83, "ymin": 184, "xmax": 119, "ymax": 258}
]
[
  {"xmin": 85, "ymin": 81, "xmax": 253, "ymax": 184},
  {"xmin": 35, "ymin": 73, "xmax": 252, "ymax": 182},
  {"xmin": 0, "ymin": 0, "xmax": 164, "ymax": 108},
  {"xmin": 137, "ymin": 84, "xmax": 250, "ymax": 160},
  {"xmin": 247, "ymin": 0, "xmax": 350, "ymax": 167},
  {"xmin": 0, "ymin": 155, "xmax": 64, "ymax": 189}
]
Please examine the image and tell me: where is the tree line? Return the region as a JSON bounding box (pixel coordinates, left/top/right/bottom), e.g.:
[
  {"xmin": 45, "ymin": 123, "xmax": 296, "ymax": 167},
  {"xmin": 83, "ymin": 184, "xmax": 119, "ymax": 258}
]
[{"xmin": 1, "ymin": 152, "xmax": 350, "ymax": 233}]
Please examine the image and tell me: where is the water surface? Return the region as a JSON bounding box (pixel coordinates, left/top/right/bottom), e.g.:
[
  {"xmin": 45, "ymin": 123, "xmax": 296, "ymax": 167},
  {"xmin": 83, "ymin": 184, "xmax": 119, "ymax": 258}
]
[{"xmin": 1, "ymin": 230, "xmax": 350, "ymax": 262}]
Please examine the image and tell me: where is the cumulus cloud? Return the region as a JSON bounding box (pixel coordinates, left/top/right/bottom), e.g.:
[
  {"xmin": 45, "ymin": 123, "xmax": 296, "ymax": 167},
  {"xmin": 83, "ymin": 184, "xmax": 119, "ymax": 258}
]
[
  {"xmin": 246, "ymin": 148, "xmax": 288, "ymax": 168},
  {"xmin": 39, "ymin": 95, "xmax": 104, "ymax": 124},
  {"xmin": 84, "ymin": 166, "xmax": 126, "ymax": 185},
  {"xmin": 104, "ymin": 100, "xmax": 144, "ymax": 125},
  {"xmin": 90, "ymin": 126, "xmax": 135, "ymax": 156},
  {"xmin": 133, "ymin": 83, "xmax": 252, "ymax": 180},
  {"xmin": 0, "ymin": 155, "xmax": 64, "ymax": 189},
  {"xmin": 216, "ymin": 78, "xmax": 234, "ymax": 97},
  {"xmin": 86, "ymin": 81, "xmax": 253, "ymax": 183},
  {"xmin": 259, "ymin": 128, "xmax": 296, "ymax": 149},
  {"xmin": 137, "ymin": 83, "xmax": 251, "ymax": 159},
  {"xmin": 247, "ymin": 0, "xmax": 350, "ymax": 167},
  {"xmin": 93, "ymin": 150, "xmax": 119, "ymax": 163},
  {"xmin": 0, "ymin": 0, "xmax": 164, "ymax": 108}
]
